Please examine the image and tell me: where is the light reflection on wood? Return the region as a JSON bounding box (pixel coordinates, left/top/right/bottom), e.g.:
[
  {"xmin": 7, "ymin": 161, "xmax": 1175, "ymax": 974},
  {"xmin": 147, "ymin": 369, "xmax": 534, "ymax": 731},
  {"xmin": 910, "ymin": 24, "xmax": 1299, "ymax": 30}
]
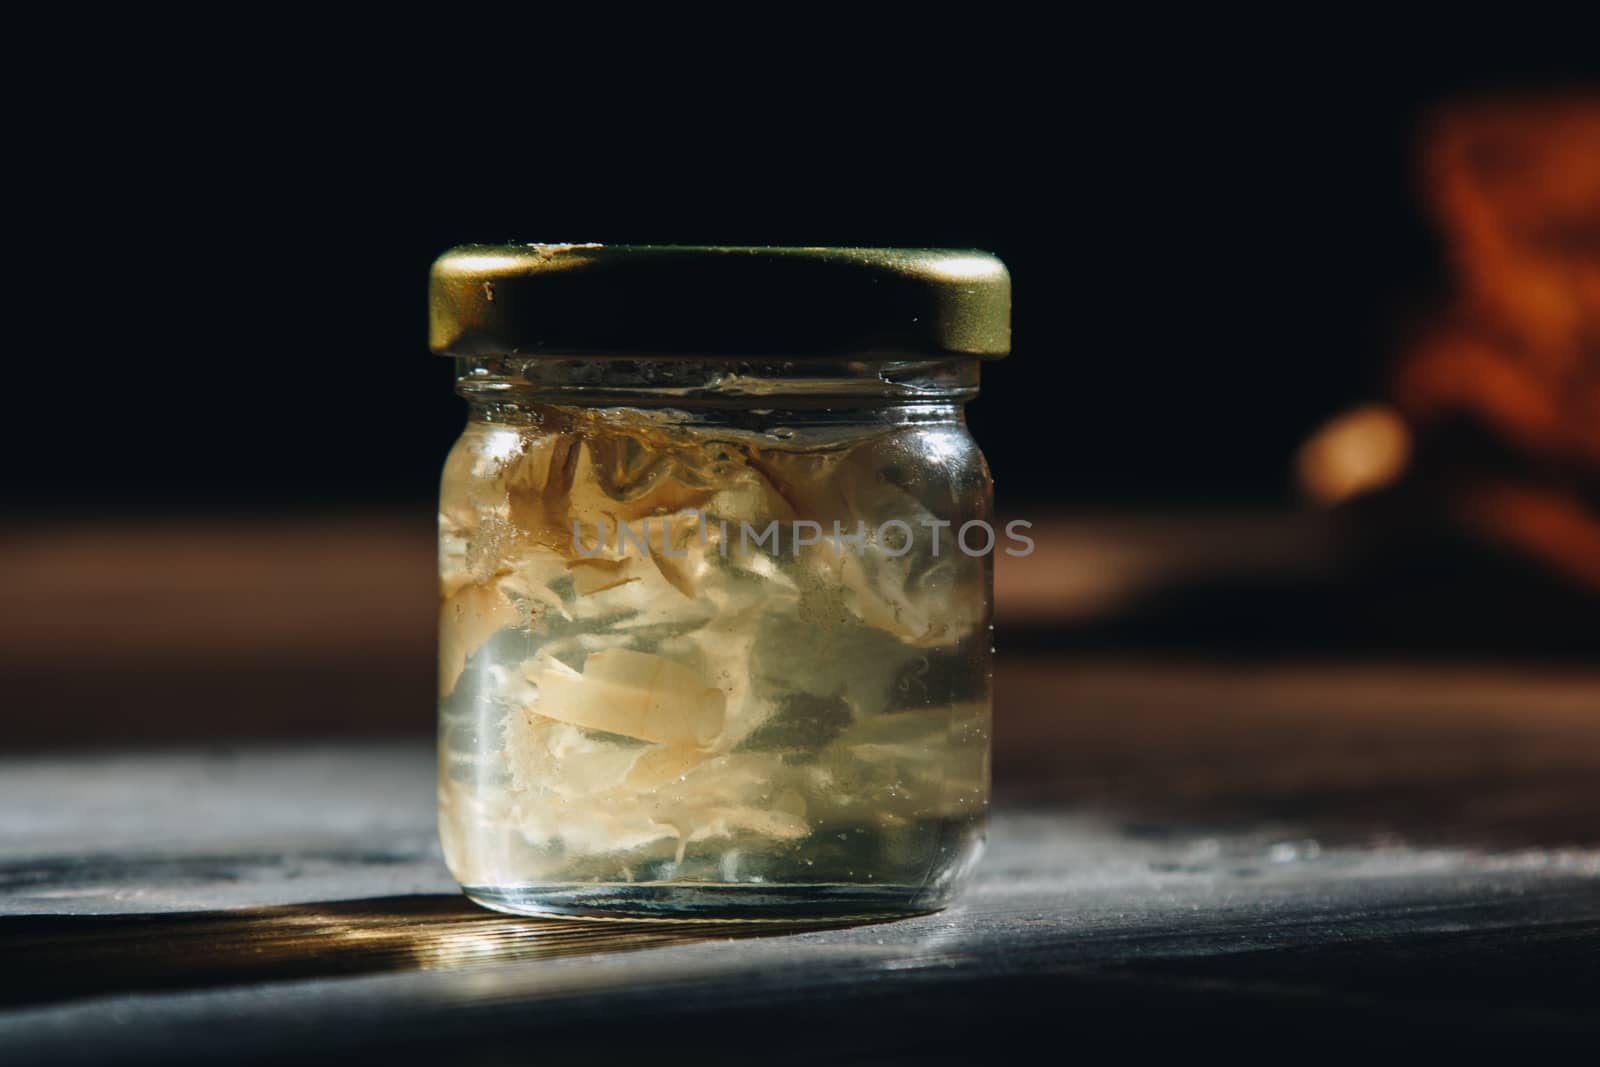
[{"xmin": 0, "ymin": 895, "xmax": 858, "ymax": 1009}]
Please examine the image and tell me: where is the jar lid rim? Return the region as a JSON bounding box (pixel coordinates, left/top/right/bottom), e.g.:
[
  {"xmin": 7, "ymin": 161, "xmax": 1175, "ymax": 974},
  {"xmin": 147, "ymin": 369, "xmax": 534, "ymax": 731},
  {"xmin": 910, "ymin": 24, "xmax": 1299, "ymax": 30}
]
[{"xmin": 428, "ymin": 245, "xmax": 1011, "ymax": 361}]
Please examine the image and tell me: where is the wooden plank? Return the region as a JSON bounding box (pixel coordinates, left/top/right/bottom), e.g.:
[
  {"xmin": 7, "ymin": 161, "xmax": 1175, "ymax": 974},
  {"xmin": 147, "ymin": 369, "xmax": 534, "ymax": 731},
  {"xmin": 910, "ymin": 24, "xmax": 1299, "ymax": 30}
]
[{"xmin": 2, "ymin": 654, "xmax": 1598, "ymax": 1058}]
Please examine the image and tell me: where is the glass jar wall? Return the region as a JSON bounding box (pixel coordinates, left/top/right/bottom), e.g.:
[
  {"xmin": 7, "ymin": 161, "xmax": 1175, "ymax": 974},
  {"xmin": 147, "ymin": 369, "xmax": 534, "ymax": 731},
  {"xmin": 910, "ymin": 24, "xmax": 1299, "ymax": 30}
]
[{"xmin": 438, "ymin": 359, "xmax": 993, "ymax": 917}]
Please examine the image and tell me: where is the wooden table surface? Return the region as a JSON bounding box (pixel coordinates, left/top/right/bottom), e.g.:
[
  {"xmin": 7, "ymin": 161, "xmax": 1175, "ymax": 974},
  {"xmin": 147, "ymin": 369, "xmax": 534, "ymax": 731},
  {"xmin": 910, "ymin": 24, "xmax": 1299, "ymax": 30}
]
[{"xmin": 3, "ymin": 657, "xmax": 1598, "ymax": 1062}]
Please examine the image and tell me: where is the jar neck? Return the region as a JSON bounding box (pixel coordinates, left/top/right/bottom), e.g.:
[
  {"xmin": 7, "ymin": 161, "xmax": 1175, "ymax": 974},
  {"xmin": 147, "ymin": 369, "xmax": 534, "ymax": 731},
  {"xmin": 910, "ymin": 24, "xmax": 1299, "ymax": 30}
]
[{"xmin": 454, "ymin": 357, "xmax": 979, "ymax": 411}]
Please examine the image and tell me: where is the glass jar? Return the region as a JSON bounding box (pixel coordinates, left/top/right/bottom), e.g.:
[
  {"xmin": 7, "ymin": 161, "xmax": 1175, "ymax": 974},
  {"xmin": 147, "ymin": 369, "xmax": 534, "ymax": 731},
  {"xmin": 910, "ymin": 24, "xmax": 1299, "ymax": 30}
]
[{"xmin": 430, "ymin": 245, "xmax": 1010, "ymax": 919}]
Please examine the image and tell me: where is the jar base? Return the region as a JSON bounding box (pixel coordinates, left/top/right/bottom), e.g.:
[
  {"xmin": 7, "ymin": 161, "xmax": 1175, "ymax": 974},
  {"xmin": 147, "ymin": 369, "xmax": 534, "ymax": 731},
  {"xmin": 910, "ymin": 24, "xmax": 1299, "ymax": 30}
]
[{"xmin": 462, "ymin": 882, "xmax": 956, "ymax": 922}]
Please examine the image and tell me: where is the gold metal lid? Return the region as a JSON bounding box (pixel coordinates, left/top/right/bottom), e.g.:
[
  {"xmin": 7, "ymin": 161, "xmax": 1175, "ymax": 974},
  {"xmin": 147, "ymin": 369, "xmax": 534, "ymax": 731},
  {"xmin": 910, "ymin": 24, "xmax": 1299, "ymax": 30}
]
[{"xmin": 429, "ymin": 245, "xmax": 1010, "ymax": 360}]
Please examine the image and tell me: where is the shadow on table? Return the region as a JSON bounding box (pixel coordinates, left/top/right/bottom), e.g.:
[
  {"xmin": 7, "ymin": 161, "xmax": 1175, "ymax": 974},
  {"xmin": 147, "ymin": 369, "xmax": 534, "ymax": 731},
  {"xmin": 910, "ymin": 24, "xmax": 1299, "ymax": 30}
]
[{"xmin": 0, "ymin": 895, "xmax": 866, "ymax": 1010}]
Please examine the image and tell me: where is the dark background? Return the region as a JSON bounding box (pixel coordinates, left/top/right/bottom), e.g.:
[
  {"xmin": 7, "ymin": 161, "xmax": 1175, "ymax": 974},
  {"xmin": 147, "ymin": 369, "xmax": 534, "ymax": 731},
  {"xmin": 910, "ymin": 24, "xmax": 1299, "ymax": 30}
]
[
  {"xmin": 3, "ymin": 38, "xmax": 1596, "ymax": 751},
  {"xmin": 15, "ymin": 46, "xmax": 1594, "ymax": 518}
]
